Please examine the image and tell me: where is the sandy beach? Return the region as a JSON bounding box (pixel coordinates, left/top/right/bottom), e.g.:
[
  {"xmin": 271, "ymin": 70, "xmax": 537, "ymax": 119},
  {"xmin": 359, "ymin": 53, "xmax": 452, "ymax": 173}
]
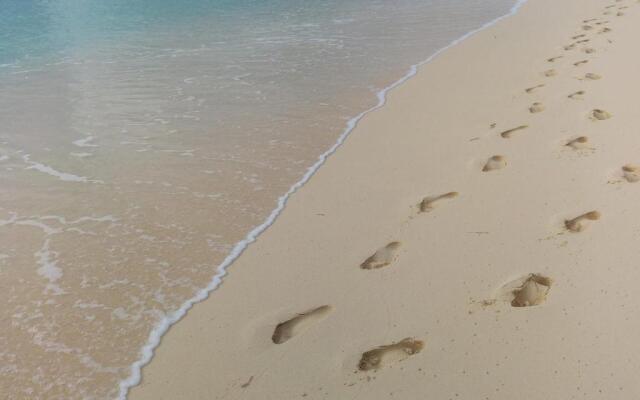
[{"xmin": 130, "ymin": 0, "xmax": 640, "ymax": 398}]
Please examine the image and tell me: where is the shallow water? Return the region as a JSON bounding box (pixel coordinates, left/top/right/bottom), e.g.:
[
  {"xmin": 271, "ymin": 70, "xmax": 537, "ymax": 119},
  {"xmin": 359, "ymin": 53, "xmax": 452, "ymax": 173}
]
[{"xmin": 0, "ymin": 0, "xmax": 517, "ymax": 398}]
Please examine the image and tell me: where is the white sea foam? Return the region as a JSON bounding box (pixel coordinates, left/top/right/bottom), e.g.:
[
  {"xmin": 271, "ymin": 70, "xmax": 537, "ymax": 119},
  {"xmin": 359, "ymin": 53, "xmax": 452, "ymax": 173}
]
[
  {"xmin": 35, "ymin": 239, "xmax": 62, "ymax": 282},
  {"xmin": 72, "ymin": 136, "xmax": 98, "ymax": 148},
  {"xmin": 70, "ymin": 152, "xmax": 93, "ymax": 158},
  {"xmin": 22, "ymin": 154, "xmax": 102, "ymax": 183},
  {"xmin": 118, "ymin": 0, "xmax": 529, "ymax": 397}
]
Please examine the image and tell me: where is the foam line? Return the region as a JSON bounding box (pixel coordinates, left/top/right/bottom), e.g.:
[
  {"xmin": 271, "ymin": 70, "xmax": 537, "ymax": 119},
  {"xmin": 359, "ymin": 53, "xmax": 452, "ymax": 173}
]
[{"xmin": 118, "ymin": 0, "xmax": 528, "ymax": 397}]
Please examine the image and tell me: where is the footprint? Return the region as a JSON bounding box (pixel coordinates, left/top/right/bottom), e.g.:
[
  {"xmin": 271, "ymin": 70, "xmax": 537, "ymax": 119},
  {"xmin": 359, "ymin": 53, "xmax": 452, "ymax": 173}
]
[
  {"xmin": 544, "ymin": 69, "xmax": 557, "ymax": 77},
  {"xmin": 617, "ymin": 11, "xmax": 625, "ymax": 16},
  {"xmin": 272, "ymin": 305, "xmax": 333, "ymax": 344},
  {"xmin": 572, "ymin": 34, "xmax": 586, "ymax": 39},
  {"xmin": 583, "ymin": 47, "xmax": 596, "ymax": 54},
  {"xmin": 574, "ymin": 60, "xmax": 589, "ymax": 66},
  {"xmin": 582, "ymin": 25, "xmax": 594, "ymax": 30},
  {"xmin": 584, "ymin": 18, "xmax": 598, "ymax": 23},
  {"xmin": 598, "ymin": 27, "xmax": 612, "ymax": 33},
  {"xmin": 482, "ymin": 155, "xmax": 507, "ymax": 172},
  {"xmin": 510, "ymin": 274, "xmax": 553, "ymax": 307},
  {"xmin": 564, "ymin": 43, "xmax": 576, "ymax": 51},
  {"xmin": 565, "ymin": 136, "xmax": 590, "ymax": 149},
  {"xmin": 525, "ymin": 84, "xmax": 545, "ymax": 93},
  {"xmin": 591, "ymin": 109, "xmax": 611, "ymax": 120},
  {"xmin": 529, "ymin": 102, "xmax": 545, "ymax": 113},
  {"xmin": 622, "ymin": 165, "xmax": 640, "ymax": 182},
  {"xmin": 576, "ymin": 39, "xmax": 590, "ymax": 44},
  {"xmin": 361, "ymin": 242, "xmax": 401, "ymax": 269},
  {"xmin": 547, "ymin": 56, "xmax": 563, "ymax": 62},
  {"xmin": 419, "ymin": 192, "xmax": 458, "ymax": 213},
  {"xmin": 568, "ymin": 90, "xmax": 585, "ymax": 99},
  {"xmin": 565, "ymin": 211, "xmax": 601, "ymax": 232},
  {"xmin": 358, "ymin": 338, "xmax": 424, "ymax": 371},
  {"xmin": 500, "ymin": 125, "xmax": 528, "ymax": 138},
  {"xmin": 584, "ymin": 72, "xmax": 602, "ymax": 80}
]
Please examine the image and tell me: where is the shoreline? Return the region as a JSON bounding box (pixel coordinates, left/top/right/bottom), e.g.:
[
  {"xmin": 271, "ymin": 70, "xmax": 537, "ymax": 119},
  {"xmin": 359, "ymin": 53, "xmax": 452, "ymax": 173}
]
[
  {"xmin": 117, "ymin": 1, "xmax": 529, "ymax": 397},
  {"xmin": 131, "ymin": 0, "xmax": 640, "ymax": 398}
]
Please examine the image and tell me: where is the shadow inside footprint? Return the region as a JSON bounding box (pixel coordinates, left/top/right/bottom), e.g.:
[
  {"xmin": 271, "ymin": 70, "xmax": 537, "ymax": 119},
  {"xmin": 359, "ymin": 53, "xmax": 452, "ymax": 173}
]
[
  {"xmin": 482, "ymin": 155, "xmax": 507, "ymax": 172},
  {"xmin": 544, "ymin": 69, "xmax": 557, "ymax": 77},
  {"xmin": 566, "ymin": 136, "xmax": 590, "ymax": 150},
  {"xmin": 574, "ymin": 60, "xmax": 589, "ymax": 66},
  {"xmin": 591, "ymin": 109, "xmax": 611, "ymax": 120},
  {"xmin": 568, "ymin": 90, "xmax": 585, "ymax": 99},
  {"xmin": 361, "ymin": 242, "xmax": 401, "ymax": 269},
  {"xmin": 565, "ymin": 210, "xmax": 601, "ymax": 232},
  {"xmin": 358, "ymin": 338, "xmax": 424, "ymax": 371},
  {"xmin": 419, "ymin": 192, "xmax": 458, "ymax": 213},
  {"xmin": 585, "ymin": 72, "xmax": 601, "ymax": 80},
  {"xmin": 272, "ymin": 305, "xmax": 333, "ymax": 344},
  {"xmin": 500, "ymin": 125, "xmax": 528, "ymax": 138},
  {"xmin": 511, "ymin": 274, "xmax": 552, "ymax": 307},
  {"xmin": 525, "ymin": 84, "xmax": 544, "ymax": 93},
  {"xmin": 529, "ymin": 102, "xmax": 545, "ymax": 113},
  {"xmin": 622, "ymin": 165, "xmax": 640, "ymax": 182}
]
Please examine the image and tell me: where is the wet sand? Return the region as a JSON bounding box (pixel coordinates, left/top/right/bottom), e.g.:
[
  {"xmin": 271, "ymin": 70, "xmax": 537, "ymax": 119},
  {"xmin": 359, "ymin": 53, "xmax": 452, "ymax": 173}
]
[{"xmin": 130, "ymin": 0, "xmax": 640, "ymax": 398}]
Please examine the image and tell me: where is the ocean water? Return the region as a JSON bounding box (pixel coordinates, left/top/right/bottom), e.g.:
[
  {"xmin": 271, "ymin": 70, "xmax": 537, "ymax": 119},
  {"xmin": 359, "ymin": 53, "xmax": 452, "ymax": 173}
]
[{"xmin": 0, "ymin": 0, "xmax": 520, "ymax": 398}]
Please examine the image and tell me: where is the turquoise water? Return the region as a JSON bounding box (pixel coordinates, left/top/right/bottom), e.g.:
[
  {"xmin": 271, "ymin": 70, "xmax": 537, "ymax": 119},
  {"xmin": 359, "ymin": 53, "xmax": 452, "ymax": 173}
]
[{"xmin": 0, "ymin": 1, "xmax": 518, "ymax": 398}]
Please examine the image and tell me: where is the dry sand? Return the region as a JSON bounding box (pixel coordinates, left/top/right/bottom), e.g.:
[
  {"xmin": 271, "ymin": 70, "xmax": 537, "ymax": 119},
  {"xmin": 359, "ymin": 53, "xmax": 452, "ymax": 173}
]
[{"xmin": 130, "ymin": 0, "xmax": 640, "ymax": 398}]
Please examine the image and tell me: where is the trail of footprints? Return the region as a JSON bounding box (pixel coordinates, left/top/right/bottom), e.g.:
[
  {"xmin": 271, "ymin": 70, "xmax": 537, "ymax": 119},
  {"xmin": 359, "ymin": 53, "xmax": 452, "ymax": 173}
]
[{"xmin": 265, "ymin": 0, "xmax": 634, "ymax": 380}]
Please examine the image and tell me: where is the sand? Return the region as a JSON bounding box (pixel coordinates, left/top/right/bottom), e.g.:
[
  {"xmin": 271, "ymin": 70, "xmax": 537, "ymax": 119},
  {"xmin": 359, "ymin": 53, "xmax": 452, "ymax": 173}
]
[{"xmin": 129, "ymin": 0, "xmax": 640, "ymax": 398}]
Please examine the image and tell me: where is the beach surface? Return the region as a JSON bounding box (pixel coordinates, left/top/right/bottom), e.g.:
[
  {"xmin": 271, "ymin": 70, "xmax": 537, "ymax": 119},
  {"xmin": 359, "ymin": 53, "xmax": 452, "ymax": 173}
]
[{"xmin": 130, "ymin": 0, "xmax": 640, "ymax": 398}]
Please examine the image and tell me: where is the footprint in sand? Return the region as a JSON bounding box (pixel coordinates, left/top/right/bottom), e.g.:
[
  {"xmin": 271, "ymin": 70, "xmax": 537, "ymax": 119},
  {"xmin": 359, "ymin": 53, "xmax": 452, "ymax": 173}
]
[
  {"xmin": 584, "ymin": 72, "xmax": 602, "ymax": 80},
  {"xmin": 576, "ymin": 39, "xmax": 590, "ymax": 44},
  {"xmin": 547, "ymin": 56, "xmax": 563, "ymax": 62},
  {"xmin": 583, "ymin": 47, "xmax": 596, "ymax": 54},
  {"xmin": 544, "ymin": 69, "xmax": 557, "ymax": 77},
  {"xmin": 272, "ymin": 305, "xmax": 333, "ymax": 344},
  {"xmin": 482, "ymin": 155, "xmax": 507, "ymax": 172},
  {"xmin": 622, "ymin": 165, "xmax": 640, "ymax": 182},
  {"xmin": 566, "ymin": 136, "xmax": 591, "ymax": 150},
  {"xmin": 361, "ymin": 242, "xmax": 401, "ymax": 269},
  {"xmin": 564, "ymin": 43, "xmax": 576, "ymax": 51},
  {"xmin": 500, "ymin": 125, "xmax": 528, "ymax": 138},
  {"xmin": 598, "ymin": 27, "xmax": 612, "ymax": 34},
  {"xmin": 582, "ymin": 25, "xmax": 594, "ymax": 31},
  {"xmin": 565, "ymin": 211, "xmax": 601, "ymax": 232},
  {"xmin": 617, "ymin": 11, "xmax": 625, "ymax": 16},
  {"xmin": 574, "ymin": 60, "xmax": 589, "ymax": 66},
  {"xmin": 525, "ymin": 84, "xmax": 544, "ymax": 93},
  {"xmin": 491, "ymin": 273, "xmax": 553, "ymax": 308},
  {"xmin": 591, "ymin": 109, "xmax": 611, "ymax": 120},
  {"xmin": 568, "ymin": 90, "xmax": 585, "ymax": 99},
  {"xmin": 529, "ymin": 102, "xmax": 545, "ymax": 113},
  {"xmin": 358, "ymin": 338, "xmax": 424, "ymax": 371},
  {"xmin": 510, "ymin": 274, "xmax": 553, "ymax": 307},
  {"xmin": 419, "ymin": 192, "xmax": 458, "ymax": 213}
]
